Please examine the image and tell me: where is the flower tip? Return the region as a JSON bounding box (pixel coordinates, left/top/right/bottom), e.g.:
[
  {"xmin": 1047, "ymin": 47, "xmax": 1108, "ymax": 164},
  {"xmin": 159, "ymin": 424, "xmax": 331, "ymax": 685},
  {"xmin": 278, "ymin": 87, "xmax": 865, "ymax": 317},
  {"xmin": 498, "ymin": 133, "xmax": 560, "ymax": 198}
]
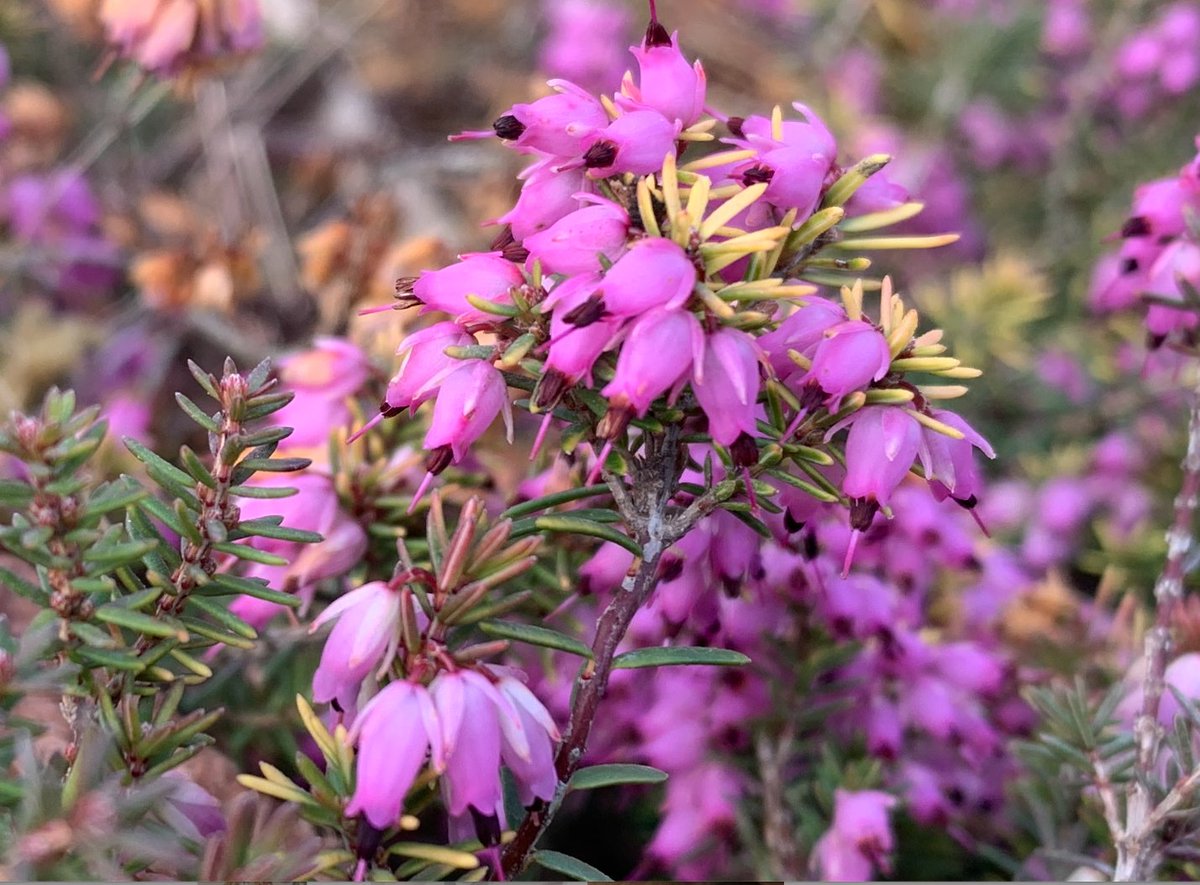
[
  {"xmin": 841, "ymin": 529, "xmax": 862, "ymax": 578},
  {"xmin": 408, "ymin": 472, "xmax": 437, "ymax": 515}
]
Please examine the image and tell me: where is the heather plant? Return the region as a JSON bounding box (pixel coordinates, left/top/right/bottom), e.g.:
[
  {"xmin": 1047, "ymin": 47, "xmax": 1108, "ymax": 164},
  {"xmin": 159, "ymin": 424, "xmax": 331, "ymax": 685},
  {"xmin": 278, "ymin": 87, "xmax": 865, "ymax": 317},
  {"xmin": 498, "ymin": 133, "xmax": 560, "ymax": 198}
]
[{"xmin": 5, "ymin": 0, "xmax": 1200, "ymax": 881}]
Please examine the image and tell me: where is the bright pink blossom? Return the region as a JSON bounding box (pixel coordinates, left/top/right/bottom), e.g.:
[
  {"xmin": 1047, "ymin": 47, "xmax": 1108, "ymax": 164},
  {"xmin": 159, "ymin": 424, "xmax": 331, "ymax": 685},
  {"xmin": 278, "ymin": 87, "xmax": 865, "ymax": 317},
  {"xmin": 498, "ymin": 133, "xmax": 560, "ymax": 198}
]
[
  {"xmin": 693, "ymin": 329, "xmax": 761, "ymax": 446},
  {"xmin": 346, "ymin": 681, "xmax": 443, "ymax": 829},
  {"xmin": 573, "ymin": 109, "xmax": 682, "ymax": 176},
  {"xmin": 625, "ymin": 28, "xmax": 707, "ymax": 127},
  {"xmin": 386, "ymin": 322, "xmax": 475, "ymax": 413},
  {"xmin": 806, "ymin": 321, "xmax": 892, "ymax": 404},
  {"xmin": 523, "ymin": 197, "xmax": 630, "ymax": 275},
  {"xmin": 597, "ymin": 237, "xmax": 697, "ymax": 317},
  {"xmin": 840, "ymin": 406, "xmax": 922, "ymax": 509},
  {"xmin": 412, "ymin": 253, "xmax": 522, "ymax": 325},
  {"xmin": 812, "ymin": 789, "xmax": 897, "ymax": 881},
  {"xmin": 309, "ymin": 580, "xmax": 401, "ymax": 712},
  {"xmin": 601, "ymin": 308, "xmax": 703, "ymax": 415},
  {"xmin": 424, "ymin": 361, "xmax": 512, "ymax": 463}
]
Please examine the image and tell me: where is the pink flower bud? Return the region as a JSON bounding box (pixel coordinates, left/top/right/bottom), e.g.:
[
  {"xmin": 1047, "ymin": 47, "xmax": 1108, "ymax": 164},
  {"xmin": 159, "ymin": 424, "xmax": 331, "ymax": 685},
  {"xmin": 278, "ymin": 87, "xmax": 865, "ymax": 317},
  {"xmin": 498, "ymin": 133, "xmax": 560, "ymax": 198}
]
[
  {"xmin": 693, "ymin": 328, "xmax": 762, "ymax": 446},
  {"xmin": 412, "ymin": 252, "xmax": 523, "ymax": 325},
  {"xmin": 839, "ymin": 406, "xmax": 922, "ymax": 509},
  {"xmin": 806, "ymin": 320, "xmax": 892, "ymax": 403},
  {"xmin": 386, "ymin": 322, "xmax": 475, "ymax": 413},
  {"xmin": 572, "ymin": 109, "xmax": 682, "ymax": 176},
  {"xmin": 597, "ymin": 237, "xmax": 697, "ymax": 317},
  {"xmin": 625, "ymin": 30, "xmax": 707, "ymax": 127},
  {"xmin": 523, "ymin": 197, "xmax": 630, "ymax": 275},
  {"xmin": 424, "ymin": 361, "xmax": 512, "ymax": 462},
  {"xmin": 346, "ymin": 681, "xmax": 443, "ymax": 828},
  {"xmin": 602, "ymin": 307, "xmax": 703, "ymax": 415}
]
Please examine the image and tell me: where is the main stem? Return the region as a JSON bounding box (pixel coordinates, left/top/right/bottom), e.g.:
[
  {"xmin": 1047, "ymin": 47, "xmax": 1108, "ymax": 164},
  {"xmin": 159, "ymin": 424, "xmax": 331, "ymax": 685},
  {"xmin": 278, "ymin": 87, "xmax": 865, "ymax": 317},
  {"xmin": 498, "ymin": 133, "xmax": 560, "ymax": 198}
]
[
  {"xmin": 501, "ymin": 432, "xmax": 683, "ymax": 877},
  {"xmin": 1114, "ymin": 372, "xmax": 1200, "ymax": 880}
]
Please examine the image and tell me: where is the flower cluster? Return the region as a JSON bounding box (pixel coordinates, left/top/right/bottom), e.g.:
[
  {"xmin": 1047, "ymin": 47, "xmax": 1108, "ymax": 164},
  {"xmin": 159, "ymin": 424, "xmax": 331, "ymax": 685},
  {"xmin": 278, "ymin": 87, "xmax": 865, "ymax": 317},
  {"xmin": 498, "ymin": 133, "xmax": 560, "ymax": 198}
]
[
  {"xmin": 100, "ymin": 0, "xmax": 264, "ymax": 75},
  {"xmin": 1090, "ymin": 136, "xmax": 1200, "ymax": 349},
  {"xmin": 383, "ymin": 7, "xmax": 986, "ymax": 562}
]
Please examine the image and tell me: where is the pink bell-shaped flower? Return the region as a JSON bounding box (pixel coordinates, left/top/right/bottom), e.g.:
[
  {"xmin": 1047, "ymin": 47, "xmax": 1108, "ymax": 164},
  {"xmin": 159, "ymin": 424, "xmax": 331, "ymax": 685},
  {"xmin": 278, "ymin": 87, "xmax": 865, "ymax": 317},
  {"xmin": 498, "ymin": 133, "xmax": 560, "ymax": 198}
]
[
  {"xmin": 309, "ymin": 580, "xmax": 401, "ymax": 712},
  {"xmin": 345, "ymin": 681, "xmax": 444, "ymax": 829},
  {"xmin": 573, "ymin": 109, "xmax": 682, "ymax": 177},
  {"xmin": 625, "ymin": 27, "xmax": 707, "ymax": 127},
  {"xmin": 840, "ymin": 406, "xmax": 922, "ymax": 510},
  {"xmin": 812, "ymin": 789, "xmax": 898, "ymax": 882},
  {"xmin": 597, "ymin": 237, "xmax": 697, "ymax": 317},
  {"xmin": 496, "ymin": 675, "xmax": 560, "ymax": 806},
  {"xmin": 601, "ymin": 307, "xmax": 703, "ymax": 416},
  {"xmin": 385, "ymin": 322, "xmax": 475, "ymax": 414},
  {"xmin": 757, "ymin": 296, "xmax": 847, "ymax": 380},
  {"xmin": 411, "ymin": 253, "xmax": 523, "ymax": 325},
  {"xmin": 476, "ymin": 80, "xmax": 609, "ymax": 157},
  {"xmin": 496, "ymin": 159, "xmax": 591, "ymax": 242},
  {"xmin": 922, "ymin": 409, "xmax": 995, "ymax": 508},
  {"xmin": 424, "ymin": 361, "xmax": 512, "ymax": 464},
  {"xmin": 543, "ymin": 273, "xmax": 622, "ymax": 387},
  {"xmin": 806, "ymin": 320, "xmax": 892, "ymax": 404},
  {"xmin": 693, "ymin": 328, "xmax": 762, "ymax": 446},
  {"xmin": 523, "ymin": 197, "xmax": 630, "ymax": 275}
]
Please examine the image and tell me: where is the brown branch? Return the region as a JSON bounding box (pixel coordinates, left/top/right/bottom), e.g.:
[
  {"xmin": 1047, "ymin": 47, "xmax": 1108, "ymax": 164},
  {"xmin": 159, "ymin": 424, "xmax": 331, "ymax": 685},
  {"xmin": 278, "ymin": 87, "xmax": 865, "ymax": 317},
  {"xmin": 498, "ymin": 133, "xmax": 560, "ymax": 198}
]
[
  {"xmin": 501, "ymin": 428, "xmax": 687, "ymax": 877},
  {"xmin": 1114, "ymin": 373, "xmax": 1200, "ymax": 879}
]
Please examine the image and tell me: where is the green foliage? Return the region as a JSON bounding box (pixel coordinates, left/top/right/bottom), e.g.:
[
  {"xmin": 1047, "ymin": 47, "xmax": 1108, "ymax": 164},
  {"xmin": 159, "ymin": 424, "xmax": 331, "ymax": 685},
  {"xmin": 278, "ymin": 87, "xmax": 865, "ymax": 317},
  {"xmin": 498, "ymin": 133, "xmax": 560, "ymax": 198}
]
[{"xmin": 0, "ymin": 359, "xmax": 320, "ymax": 879}]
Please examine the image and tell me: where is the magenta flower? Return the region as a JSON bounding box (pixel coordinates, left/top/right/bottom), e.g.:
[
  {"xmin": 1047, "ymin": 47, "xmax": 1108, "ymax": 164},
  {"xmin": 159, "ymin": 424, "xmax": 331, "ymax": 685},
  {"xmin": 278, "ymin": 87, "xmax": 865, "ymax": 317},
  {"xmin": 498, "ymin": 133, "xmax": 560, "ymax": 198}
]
[
  {"xmin": 424, "ymin": 361, "xmax": 512, "ymax": 464},
  {"xmin": 811, "ymin": 789, "xmax": 898, "ymax": 881},
  {"xmin": 385, "ymin": 322, "xmax": 475, "ymax": 414},
  {"xmin": 693, "ymin": 329, "xmax": 762, "ymax": 446},
  {"xmin": 411, "ymin": 253, "xmax": 523, "ymax": 325},
  {"xmin": 806, "ymin": 321, "xmax": 892, "ymax": 404},
  {"xmin": 597, "ymin": 237, "xmax": 697, "ymax": 317},
  {"xmin": 728, "ymin": 104, "xmax": 837, "ymax": 159},
  {"xmin": 230, "ymin": 471, "xmax": 367, "ymax": 628},
  {"xmin": 539, "ymin": 0, "xmax": 631, "ymax": 94},
  {"xmin": 923, "ymin": 409, "xmax": 995, "ymax": 508},
  {"xmin": 496, "ymin": 675, "xmax": 560, "ymax": 806},
  {"xmin": 99, "ymin": 0, "xmax": 264, "ymax": 74},
  {"xmin": 1146, "ymin": 240, "xmax": 1200, "ymax": 345},
  {"xmin": 625, "ymin": 27, "xmax": 707, "ymax": 127},
  {"xmin": 573, "ymin": 109, "xmax": 682, "ymax": 176},
  {"xmin": 523, "ymin": 197, "xmax": 630, "ymax": 275},
  {"xmin": 738, "ymin": 145, "xmax": 831, "ymax": 216},
  {"xmin": 839, "ymin": 406, "xmax": 922, "ymax": 511},
  {"xmin": 272, "ymin": 338, "xmax": 372, "ymax": 450},
  {"xmin": 544, "ymin": 274, "xmax": 621, "ymax": 386},
  {"xmin": 346, "ymin": 680, "xmax": 444, "ymax": 829},
  {"xmin": 434, "ymin": 670, "xmax": 511, "ymax": 818},
  {"xmin": 497, "ymin": 159, "xmax": 591, "ymax": 241},
  {"xmin": 757, "ymin": 296, "xmax": 847, "ymax": 380},
  {"xmin": 309, "ymin": 580, "xmax": 401, "ymax": 712},
  {"xmin": 472, "ymin": 80, "xmax": 609, "ymax": 157},
  {"xmin": 601, "ymin": 307, "xmax": 703, "ymax": 416}
]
